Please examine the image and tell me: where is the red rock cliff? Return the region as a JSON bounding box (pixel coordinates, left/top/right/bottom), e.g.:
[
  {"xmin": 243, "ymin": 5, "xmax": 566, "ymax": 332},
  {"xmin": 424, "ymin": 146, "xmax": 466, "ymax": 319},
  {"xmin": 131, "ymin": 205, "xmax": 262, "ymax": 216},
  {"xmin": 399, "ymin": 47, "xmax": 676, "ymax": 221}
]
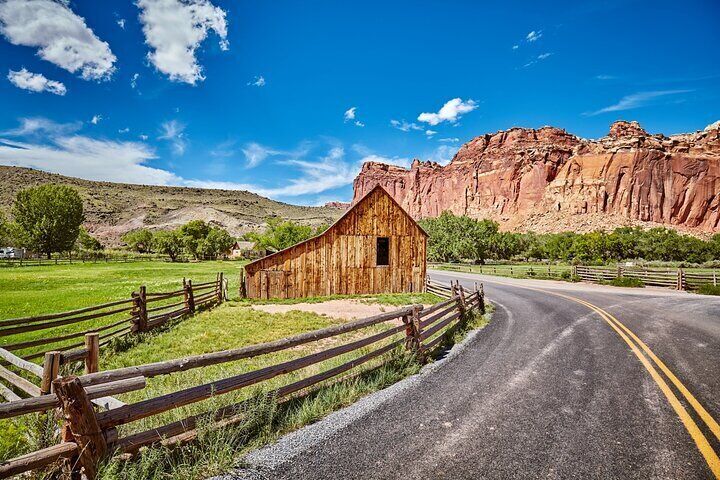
[{"xmin": 352, "ymin": 121, "xmax": 720, "ymax": 234}]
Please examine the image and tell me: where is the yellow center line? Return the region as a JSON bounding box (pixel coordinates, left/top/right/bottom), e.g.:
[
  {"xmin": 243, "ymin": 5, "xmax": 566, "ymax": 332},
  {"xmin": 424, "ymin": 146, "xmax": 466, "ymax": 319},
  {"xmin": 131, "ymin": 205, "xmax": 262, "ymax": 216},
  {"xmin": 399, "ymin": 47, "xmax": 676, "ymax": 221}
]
[{"xmin": 465, "ymin": 276, "xmax": 720, "ymax": 478}]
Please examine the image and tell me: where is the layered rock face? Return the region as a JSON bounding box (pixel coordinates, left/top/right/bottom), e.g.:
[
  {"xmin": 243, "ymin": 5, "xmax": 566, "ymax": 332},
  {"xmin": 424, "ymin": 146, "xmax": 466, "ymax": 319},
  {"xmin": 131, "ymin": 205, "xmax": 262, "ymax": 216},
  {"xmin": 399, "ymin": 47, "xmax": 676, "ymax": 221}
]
[{"xmin": 353, "ymin": 121, "xmax": 720, "ymax": 234}]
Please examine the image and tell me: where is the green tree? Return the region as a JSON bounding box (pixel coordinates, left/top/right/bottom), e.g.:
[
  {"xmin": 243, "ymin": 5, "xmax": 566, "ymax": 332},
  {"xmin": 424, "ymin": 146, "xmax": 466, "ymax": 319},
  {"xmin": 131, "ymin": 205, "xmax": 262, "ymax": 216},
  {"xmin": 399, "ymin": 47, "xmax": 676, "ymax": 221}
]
[
  {"xmin": 248, "ymin": 218, "xmax": 318, "ymax": 251},
  {"xmin": 122, "ymin": 229, "xmax": 154, "ymax": 253},
  {"xmin": 198, "ymin": 227, "xmax": 235, "ymax": 259},
  {"xmin": 179, "ymin": 220, "xmax": 211, "ymax": 259},
  {"xmin": 12, "ymin": 184, "xmax": 84, "ymax": 258},
  {"xmin": 153, "ymin": 230, "xmax": 184, "ymax": 261},
  {"xmin": 76, "ymin": 227, "xmax": 103, "ymax": 251},
  {"xmin": 0, "ymin": 212, "xmax": 8, "ymax": 245}
]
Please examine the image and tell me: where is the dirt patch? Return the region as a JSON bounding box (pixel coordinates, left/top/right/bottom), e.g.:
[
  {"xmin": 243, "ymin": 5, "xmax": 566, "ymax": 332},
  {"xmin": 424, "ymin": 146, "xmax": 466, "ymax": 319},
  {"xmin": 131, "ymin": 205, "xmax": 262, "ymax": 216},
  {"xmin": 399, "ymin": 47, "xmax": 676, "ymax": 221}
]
[{"xmin": 250, "ymin": 299, "xmax": 429, "ymax": 323}]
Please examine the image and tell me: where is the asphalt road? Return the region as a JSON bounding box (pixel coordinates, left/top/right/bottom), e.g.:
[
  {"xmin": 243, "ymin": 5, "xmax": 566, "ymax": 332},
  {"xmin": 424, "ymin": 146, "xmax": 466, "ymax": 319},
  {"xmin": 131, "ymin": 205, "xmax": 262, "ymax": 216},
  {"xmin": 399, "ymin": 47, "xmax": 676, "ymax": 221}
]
[{"xmin": 229, "ymin": 270, "xmax": 720, "ymax": 479}]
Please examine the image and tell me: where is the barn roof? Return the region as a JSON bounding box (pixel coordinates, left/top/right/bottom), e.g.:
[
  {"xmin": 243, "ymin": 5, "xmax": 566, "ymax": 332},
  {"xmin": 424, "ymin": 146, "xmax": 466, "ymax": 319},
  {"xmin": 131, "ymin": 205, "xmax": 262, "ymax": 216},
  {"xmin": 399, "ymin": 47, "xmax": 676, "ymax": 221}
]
[{"xmin": 244, "ymin": 185, "xmax": 427, "ymax": 269}]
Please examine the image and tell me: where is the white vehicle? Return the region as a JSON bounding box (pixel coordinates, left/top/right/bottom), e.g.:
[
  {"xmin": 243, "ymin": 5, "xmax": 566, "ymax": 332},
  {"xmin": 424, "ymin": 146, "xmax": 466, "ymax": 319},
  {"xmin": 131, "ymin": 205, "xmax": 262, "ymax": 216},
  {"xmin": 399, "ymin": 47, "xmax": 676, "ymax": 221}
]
[{"xmin": 0, "ymin": 247, "xmax": 22, "ymax": 259}]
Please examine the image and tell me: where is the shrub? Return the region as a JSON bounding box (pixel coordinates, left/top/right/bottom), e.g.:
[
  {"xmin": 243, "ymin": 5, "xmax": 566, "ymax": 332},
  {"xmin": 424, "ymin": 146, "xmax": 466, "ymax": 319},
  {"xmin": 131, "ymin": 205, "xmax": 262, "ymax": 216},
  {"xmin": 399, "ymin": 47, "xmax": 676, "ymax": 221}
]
[
  {"xmin": 697, "ymin": 284, "xmax": 720, "ymax": 296},
  {"xmin": 608, "ymin": 277, "xmax": 644, "ymax": 288}
]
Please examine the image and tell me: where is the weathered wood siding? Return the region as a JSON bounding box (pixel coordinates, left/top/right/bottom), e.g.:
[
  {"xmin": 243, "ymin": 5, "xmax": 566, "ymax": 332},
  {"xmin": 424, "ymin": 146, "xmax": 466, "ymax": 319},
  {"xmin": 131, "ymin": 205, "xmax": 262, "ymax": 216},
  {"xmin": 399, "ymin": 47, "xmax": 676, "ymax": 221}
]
[{"xmin": 244, "ymin": 187, "xmax": 427, "ymax": 299}]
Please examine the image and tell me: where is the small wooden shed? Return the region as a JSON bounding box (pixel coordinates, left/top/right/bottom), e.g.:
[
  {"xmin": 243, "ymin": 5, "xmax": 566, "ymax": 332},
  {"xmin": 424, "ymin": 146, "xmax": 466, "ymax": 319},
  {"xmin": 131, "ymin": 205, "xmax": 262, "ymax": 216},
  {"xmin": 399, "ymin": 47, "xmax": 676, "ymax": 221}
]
[{"xmin": 243, "ymin": 185, "xmax": 428, "ymax": 299}]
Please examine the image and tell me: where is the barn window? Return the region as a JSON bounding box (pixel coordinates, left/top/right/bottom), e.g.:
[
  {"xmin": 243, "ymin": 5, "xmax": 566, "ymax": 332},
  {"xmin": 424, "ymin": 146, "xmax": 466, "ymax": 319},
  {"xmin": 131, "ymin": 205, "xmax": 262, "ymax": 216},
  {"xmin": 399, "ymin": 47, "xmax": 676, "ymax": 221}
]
[{"xmin": 376, "ymin": 237, "xmax": 390, "ymax": 266}]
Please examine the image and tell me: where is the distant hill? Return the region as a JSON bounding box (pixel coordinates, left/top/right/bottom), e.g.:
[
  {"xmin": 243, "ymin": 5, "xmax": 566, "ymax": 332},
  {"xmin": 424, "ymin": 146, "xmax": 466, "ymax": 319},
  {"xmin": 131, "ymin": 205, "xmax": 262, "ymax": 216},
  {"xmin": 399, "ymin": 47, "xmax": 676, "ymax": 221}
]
[{"xmin": 0, "ymin": 166, "xmax": 345, "ymax": 246}]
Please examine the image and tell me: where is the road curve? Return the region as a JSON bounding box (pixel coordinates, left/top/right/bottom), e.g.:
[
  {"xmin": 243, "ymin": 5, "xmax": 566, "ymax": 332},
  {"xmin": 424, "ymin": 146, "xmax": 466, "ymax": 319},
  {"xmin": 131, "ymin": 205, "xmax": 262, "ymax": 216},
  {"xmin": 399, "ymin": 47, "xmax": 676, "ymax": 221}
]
[{"xmin": 228, "ymin": 270, "xmax": 720, "ymax": 479}]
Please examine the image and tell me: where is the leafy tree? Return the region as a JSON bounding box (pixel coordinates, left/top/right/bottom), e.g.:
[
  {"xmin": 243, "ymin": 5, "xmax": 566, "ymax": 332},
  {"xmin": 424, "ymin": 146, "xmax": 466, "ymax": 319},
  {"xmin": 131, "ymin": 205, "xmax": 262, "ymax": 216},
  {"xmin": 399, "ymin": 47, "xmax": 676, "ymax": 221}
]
[
  {"xmin": 0, "ymin": 212, "xmax": 8, "ymax": 246},
  {"xmin": 12, "ymin": 184, "xmax": 84, "ymax": 258},
  {"xmin": 179, "ymin": 220, "xmax": 211, "ymax": 259},
  {"xmin": 122, "ymin": 229, "xmax": 154, "ymax": 253},
  {"xmin": 76, "ymin": 227, "xmax": 103, "ymax": 251},
  {"xmin": 197, "ymin": 227, "xmax": 235, "ymax": 259},
  {"xmin": 248, "ymin": 218, "xmax": 320, "ymax": 251},
  {"xmin": 419, "ymin": 212, "xmax": 499, "ymax": 263},
  {"xmin": 152, "ymin": 230, "xmax": 184, "ymax": 261}
]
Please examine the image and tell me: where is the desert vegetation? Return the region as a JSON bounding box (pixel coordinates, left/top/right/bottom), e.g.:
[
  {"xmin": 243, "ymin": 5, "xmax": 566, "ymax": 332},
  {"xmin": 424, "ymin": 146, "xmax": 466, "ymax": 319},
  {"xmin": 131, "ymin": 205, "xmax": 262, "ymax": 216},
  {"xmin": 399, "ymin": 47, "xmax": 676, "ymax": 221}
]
[{"xmin": 420, "ymin": 211, "xmax": 720, "ymax": 265}]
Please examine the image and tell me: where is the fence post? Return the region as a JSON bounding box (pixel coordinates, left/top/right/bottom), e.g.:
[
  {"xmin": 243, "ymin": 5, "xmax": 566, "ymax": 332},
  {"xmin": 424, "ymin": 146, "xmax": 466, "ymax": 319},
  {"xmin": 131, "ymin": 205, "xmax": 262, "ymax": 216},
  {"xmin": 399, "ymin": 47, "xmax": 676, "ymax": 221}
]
[
  {"xmin": 84, "ymin": 333, "xmax": 100, "ymax": 374},
  {"xmin": 457, "ymin": 284, "xmax": 467, "ymax": 316},
  {"xmin": 53, "ymin": 376, "xmax": 107, "ymax": 480},
  {"xmin": 714, "ymin": 270, "xmax": 717, "ymax": 287},
  {"xmin": 217, "ymin": 272, "xmax": 224, "ymax": 303},
  {"xmin": 40, "ymin": 351, "xmax": 61, "ymax": 395},
  {"xmin": 477, "ymin": 283, "xmax": 486, "ymax": 315},
  {"xmin": 677, "ymin": 269, "xmax": 685, "ymax": 291},
  {"xmin": 402, "ymin": 305, "xmax": 425, "ymax": 360},
  {"xmin": 132, "ymin": 286, "xmax": 148, "ymax": 333},
  {"xmin": 186, "ymin": 280, "xmax": 195, "ymax": 313},
  {"xmin": 238, "ymin": 270, "xmax": 247, "ymax": 298}
]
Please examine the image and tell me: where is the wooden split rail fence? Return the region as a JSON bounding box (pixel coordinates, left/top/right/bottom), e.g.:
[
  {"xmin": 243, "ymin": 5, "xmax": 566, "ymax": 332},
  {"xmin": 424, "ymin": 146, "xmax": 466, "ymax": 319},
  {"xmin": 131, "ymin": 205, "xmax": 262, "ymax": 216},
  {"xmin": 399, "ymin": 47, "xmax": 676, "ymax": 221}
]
[
  {"xmin": 574, "ymin": 265, "xmax": 719, "ymax": 290},
  {"xmin": 0, "ymin": 274, "xmax": 227, "ymax": 407},
  {"xmin": 0, "ymin": 279, "xmax": 484, "ymax": 479}
]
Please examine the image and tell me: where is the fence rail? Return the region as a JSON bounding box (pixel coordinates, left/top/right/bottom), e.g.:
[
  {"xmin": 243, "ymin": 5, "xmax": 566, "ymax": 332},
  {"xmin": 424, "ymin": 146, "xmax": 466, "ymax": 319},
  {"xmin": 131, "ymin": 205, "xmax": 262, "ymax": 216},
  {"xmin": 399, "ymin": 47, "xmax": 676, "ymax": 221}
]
[
  {"xmin": 0, "ymin": 274, "xmax": 227, "ymax": 409},
  {"xmin": 433, "ymin": 262, "xmax": 718, "ymax": 291},
  {"xmin": 0, "ymin": 279, "xmax": 484, "ymax": 479}
]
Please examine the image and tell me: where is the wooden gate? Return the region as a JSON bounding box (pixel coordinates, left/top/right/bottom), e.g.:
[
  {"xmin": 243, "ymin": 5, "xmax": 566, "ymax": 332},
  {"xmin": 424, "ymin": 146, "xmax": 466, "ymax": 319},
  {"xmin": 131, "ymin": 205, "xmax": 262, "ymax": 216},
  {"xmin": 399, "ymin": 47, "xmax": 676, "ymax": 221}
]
[{"xmin": 259, "ymin": 270, "xmax": 289, "ymax": 299}]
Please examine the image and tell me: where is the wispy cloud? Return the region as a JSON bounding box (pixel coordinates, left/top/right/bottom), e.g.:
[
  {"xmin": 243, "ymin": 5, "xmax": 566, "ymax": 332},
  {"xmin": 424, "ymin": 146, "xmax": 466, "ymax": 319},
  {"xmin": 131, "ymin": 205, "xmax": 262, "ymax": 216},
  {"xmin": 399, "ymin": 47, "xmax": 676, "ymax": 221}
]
[
  {"xmin": 344, "ymin": 107, "xmax": 356, "ymax": 121},
  {"xmin": 438, "ymin": 137, "xmax": 460, "ymax": 143},
  {"xmin": 425, "ymin": 130, "xmax": 437, "ymax": 137},
  {"xmin": 512, "ymin": 44, "xmax": 519, "ymax": 50},
  {"xmin": 0, "ymin": 0, "xmax": 116, "ymax": 80},
  {"xmin": 595, "ymin": 74, "xmax": 617, "ymax": 80},
  {"xmin": 130, "ymin": 73, "xmax": 140, "ymax": 89},
  {"xmin": 248, "ymin": 75, "xmax": 265, "ymax": 87},
  {"xmin": 417, "ymin": 98, "xmax": 477, "ymax": 126},
  {"xmin": 90, "ymin": 115, "xmax": 102, "ymax": 125},
  {"xmin": 390, "ymin": 119, "xmax": 423, "ymax": 132},
  {"xmin": 526, "ymin": 30, "xmax": 542, "ymax": 42},
  {"xmin": 2, "ymin": 117, "xmax": 81, "ymax": 138},
  {"xmin": 426, "ymin": 145, "xmax": 456, "ymax": 165},
  {"xmin": 158, "ymin": 120, "xmax": 187, "ymax": 155},
  {"xmin": 586, "ymin": 89, "xmax": 693, "ymax": 116},
  {"xmin": 117, "ymin": 18, "xmax": 126, "ymax": 29},
  {"xmin": 523, "ymin": 53, "xmax": 553, "ymax": 68}
]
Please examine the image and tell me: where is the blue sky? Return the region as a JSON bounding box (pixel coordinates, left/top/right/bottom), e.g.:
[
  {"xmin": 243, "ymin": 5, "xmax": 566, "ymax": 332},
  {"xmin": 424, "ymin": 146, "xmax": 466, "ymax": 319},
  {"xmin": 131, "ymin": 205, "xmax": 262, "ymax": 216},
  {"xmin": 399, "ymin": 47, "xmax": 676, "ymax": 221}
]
[{"xmin": 0, "ymin": 0, "xmax": 718, "ymax": 206}]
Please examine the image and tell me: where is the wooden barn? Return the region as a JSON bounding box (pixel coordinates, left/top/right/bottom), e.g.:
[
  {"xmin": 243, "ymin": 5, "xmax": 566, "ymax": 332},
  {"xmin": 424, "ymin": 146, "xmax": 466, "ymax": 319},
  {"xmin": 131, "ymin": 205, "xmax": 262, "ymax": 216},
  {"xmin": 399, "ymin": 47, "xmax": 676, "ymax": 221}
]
[{"xmin": 242, "ymin": 185, "xmax": 428, "ymax": 299}]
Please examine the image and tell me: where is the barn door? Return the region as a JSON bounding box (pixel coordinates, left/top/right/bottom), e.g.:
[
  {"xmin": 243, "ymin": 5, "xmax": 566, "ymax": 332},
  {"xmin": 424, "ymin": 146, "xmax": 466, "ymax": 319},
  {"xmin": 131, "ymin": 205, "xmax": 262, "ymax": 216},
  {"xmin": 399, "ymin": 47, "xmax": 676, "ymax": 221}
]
[{"xmin": 259, "ymin": 270, "xmax": 288, "ymax": 299}]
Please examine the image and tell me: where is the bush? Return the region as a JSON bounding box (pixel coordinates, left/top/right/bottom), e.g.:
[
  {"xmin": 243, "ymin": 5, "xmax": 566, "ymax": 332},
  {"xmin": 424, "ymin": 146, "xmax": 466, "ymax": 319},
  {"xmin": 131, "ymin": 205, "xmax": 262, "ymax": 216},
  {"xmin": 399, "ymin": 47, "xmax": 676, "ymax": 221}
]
[
  {"xmin": 608, "ymin": 277, "xmax": 644, "ymax": 288},
  {"xmin": 698, "ymin": 284, "xmax": 720, "ymax": 296}
]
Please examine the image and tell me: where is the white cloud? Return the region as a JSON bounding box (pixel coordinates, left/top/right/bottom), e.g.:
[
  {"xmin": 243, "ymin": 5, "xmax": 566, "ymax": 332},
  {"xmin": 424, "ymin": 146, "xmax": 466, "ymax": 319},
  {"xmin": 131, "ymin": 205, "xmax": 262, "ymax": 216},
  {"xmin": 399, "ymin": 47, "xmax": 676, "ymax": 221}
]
[
  {"xmin": 117, "ymin": 18, "xmax": 126, "ymax": 29},
  {"xmin": 438, "ymin": 137, "xmax": 460, "ymax": 143},
  {"xmin": 118, "ymin": 127, "xmax": 130, "ymax": 134},
  {"xmin": 0, "ymin": 0, "xmax": 116, "ymax": 80},
  {"xmin": 247, "ymin": 75, "xmax": 265, "ymax": 87},
  {"xmin": 512, "ymin": 44, "xmax": 519, "ymax": 50},
  {"xmin": 0, "ymin": 135, "xmax": 177, "ymax": 185},
  {"xmin": 595, "ymin": 74, "xmax": 616, "ymax": 80},
  {"xmin": 586, "ymin": 90, "xmax": 692, "ymax": 116},
  {"xmin": 390, "ymin": 119, "xmax": 423, "ymax": 132},
  {"xmin": 426, "ymin": 145, "xmax": 456, "ymax": 165},
  {"xmin": 705, "ymin": 120, "xmax": 720, "ymax": 132},
  {"xmin": 136, "ymin": 0, "xmax": 229, "ymax": 85},
  {"xmin": 2, "ymin": 117, "xmax": 81, "ymax": 138},
  {"xmin": 158, "ymin": 120, "xmax": 187, "ymax": 155},
  {"xmin": 417, "ymin": 98, "xmax": 477, "ymax": 126},
  {"xmin": 241, "ymin": 142, "xmax": 284, "ymax": 168},
  {"xmin": 140, "ymin": 134, "xmax": 149, "ymax": 141},
  {"xmin": 7, "ymin": 68, "xmax": 66, "ymax": 95},
  {"xmin": 90, "ymin": 115, "xmax": 102, "ymax": 125},
  {"xmin": 523, "ymin": 53, "xmax": 553, "ymax": 68},
  {"xmin": 526, "ymin": 30, "xmax": 542, "ymax": 42},
  {"xmin": 344, "ymin": 107, "xmax": 356, "ymax": 121},
  {"xmin": 130, "ymin": 73, "xmax": 140, "ymax": 89},
  {"xmin": 425, "ymin": 130, "xmax": 437, "ymax": 137},
  {"xmin": 354, "ymin": 121, "xmax": 365, "ymax": 127}
]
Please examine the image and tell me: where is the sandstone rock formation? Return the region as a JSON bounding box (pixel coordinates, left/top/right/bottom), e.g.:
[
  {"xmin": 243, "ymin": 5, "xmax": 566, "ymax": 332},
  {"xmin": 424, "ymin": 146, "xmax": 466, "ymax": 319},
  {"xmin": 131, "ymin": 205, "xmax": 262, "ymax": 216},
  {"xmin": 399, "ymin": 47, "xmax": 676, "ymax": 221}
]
[{"xmin": 353, "ymin": 121, "xmax": 720, "ymax": 234}]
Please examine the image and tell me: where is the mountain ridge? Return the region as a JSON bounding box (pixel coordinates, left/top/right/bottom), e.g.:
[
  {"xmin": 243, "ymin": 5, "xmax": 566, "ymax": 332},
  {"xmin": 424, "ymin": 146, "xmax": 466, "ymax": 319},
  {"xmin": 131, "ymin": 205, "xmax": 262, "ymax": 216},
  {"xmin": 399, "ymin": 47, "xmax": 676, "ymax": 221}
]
[
  {"xmin": 353, "ymin": 120, "xmax": 720, "ymax": 236},
  {"xmin": 0, "ymin": 166, "xmax": 344, "ymax": 245}
]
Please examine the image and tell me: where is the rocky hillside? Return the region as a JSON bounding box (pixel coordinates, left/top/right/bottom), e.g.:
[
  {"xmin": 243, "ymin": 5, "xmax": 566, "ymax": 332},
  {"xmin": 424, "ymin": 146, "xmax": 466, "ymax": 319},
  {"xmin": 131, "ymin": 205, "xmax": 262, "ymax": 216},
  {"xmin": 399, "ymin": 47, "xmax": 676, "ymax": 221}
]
[
  {"xmin": 353, "ymin": 121, "xmax": 720, "ymax": 235},
  {"xmin": 0, "ymin": 166, "xmax": 344, "ymax": 245}
]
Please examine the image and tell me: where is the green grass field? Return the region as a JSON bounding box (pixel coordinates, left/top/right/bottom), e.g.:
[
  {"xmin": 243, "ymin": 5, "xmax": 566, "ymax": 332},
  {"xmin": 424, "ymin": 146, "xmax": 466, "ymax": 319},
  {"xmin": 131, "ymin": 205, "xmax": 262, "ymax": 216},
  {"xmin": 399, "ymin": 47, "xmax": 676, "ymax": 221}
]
[{"xmin": 0, "ymin": 259, "xmax": 465, "ymax": 475}]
